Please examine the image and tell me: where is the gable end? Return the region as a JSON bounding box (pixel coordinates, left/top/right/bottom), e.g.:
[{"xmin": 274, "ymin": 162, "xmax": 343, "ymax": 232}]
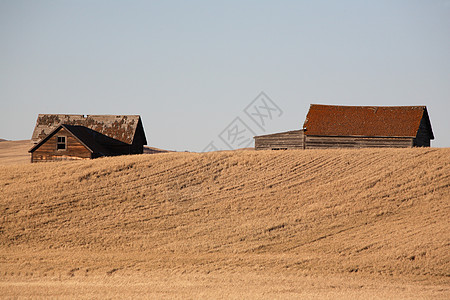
[{"xmin": 29, "ymin": 125, "xmax": 93, "ymax": 162}]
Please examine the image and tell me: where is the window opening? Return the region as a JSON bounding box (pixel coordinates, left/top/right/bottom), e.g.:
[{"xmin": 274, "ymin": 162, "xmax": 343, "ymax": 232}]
[{"xmin": 57, "ymin": 136, "xmax": 66, "ymax": 150}]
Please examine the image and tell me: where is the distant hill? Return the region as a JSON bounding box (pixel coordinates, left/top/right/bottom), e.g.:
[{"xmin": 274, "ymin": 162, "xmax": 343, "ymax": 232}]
[
  {"xmin": 143, "ymin": 146, "xmax": 174, "ymax": 154},
  {"xmin": 0, "ymin": 140, "xmax": 31, "ymax": 165},
  {"xmin": 0, "ymin": 148, "xmax": 449, "ymax": 297}
]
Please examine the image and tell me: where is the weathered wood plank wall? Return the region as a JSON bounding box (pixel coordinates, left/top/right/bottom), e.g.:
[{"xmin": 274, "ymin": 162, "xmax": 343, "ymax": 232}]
[
  {"xmin": 31, "ymin": 128, "xmax": 91, "ymax": 162},
  {"xmin": 255, "ymin": 130, "xmax": 304, "ymax": 150},
  {"xmin": 304, "ymin": 136, "xmax": 414, "ymax": 149}
]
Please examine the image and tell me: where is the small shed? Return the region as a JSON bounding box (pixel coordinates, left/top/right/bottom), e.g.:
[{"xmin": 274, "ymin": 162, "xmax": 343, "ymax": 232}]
[
  {"xmin": 254, "ymin": 130, "xmax": 305, "ymax": 150},
  {"xmin": 29, "ymin": 114, "xmax": 147, "ymax": 162},
  {"xmin": 303, "ymin": 105, "xmax": 434, "ymax": 148}
]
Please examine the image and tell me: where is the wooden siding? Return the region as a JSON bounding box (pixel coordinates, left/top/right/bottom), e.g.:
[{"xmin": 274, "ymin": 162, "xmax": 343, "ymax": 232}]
[
  {"xmin": 305, "ymin": 136, "xmax": 414, "ymax": 149},
  {"xmin": 255, "ymin": 130, "xmax": 305, "ymax": 150},
  {"xmin": 31, "ymin": 128, "xmax": 92, "ymax": 162}
]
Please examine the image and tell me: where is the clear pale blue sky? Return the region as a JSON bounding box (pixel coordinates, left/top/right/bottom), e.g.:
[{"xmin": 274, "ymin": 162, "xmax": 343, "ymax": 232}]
[{"xmin": 1, "ymin": 0, "xmax": 449, "ymax": 151}]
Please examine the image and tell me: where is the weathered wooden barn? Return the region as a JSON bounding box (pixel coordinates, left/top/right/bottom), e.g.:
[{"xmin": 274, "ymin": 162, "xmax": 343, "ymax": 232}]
[
  {"xmin": 254, "ymin": 105, "xmax": 434, "ymax": 150},
  {"xmin": 29, "ymin": 114, "xmax": 147, "ymax": 162}
]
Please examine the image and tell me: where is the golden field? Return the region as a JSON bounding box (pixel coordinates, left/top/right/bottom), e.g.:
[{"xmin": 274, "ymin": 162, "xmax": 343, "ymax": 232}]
[
  {"xmin": 0, "ymin": 140, "xmax": 31, "ymax": 165},
  {"xmin": 0, "ymin": 144, "xmax": 449, "ymax": 299}
]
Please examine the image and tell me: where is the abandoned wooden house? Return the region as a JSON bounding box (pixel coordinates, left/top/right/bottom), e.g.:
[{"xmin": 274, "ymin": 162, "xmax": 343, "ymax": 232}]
[
  {"xmin": 29, "ymin": 114, "xmax": 147, "ymax": 162},
  {"xmin": 254, "ymin": 105, "xmax": 434, "ymax": 150}
]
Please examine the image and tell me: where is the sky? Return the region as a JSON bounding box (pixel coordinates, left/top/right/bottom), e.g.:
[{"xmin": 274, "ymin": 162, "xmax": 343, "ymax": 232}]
[{"xmin": 1, "ymin": 0, "xmax": 449, "ymax": 151}]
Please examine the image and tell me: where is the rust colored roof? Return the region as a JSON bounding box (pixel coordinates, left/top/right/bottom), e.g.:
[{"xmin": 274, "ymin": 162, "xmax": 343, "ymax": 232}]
[
  {"xmin": 303, "ymin": 105, "xmax": 431, "ymax": 137},
  {"xmin": 31, "ymin": 114, "xmax": 146, "ymax": 145}
]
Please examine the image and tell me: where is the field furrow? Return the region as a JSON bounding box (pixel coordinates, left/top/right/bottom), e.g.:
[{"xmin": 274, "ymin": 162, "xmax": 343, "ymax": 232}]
[{"xmin": 1, "ymin": 147, "xmax": 449, "ymax": 298}]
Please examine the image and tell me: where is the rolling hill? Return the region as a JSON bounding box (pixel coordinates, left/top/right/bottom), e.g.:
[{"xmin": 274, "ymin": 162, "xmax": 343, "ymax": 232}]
[
  {"xmin": 0, "ymin": 148, "xmax": 449, "ymax": 298},
  {"xmin": 0, "ymin": 140, "xmax": 32, "ymax": 165}
]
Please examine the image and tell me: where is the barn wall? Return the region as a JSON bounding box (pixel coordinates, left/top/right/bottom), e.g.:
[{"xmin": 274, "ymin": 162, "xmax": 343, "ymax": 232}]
[
  {"xmin": 413, "ymin": 116, "xmax": 431, "ymax": 147},
  {"xmin": 132, "ymin": 118, "xmax": 146, "ymax": 154},
  {"xmin": 31, "ymin": 128, "xmax": 92, "ymax": 162},
  {"xmin": 305, "ymin": 136, "xmax": 414, "ymax": 149},
  {"xmin": 130, "ymin": 124, "xmax": 146, "ymax": 154},
  {"xmin": 255, "ymin": 131, "xmax": 304, "ymax": 150},
  {"xmin": 131, "ymin": 138, "xmax": 144, "ymax": 154}
]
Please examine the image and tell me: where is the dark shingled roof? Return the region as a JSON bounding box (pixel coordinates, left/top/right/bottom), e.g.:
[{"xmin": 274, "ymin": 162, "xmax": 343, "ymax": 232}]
[
  {"xmin": 61, "ymin": 125, "xmax": 125, "ymax": 156},
  {"xmin": 303, "ymin": 104, "xmax": 433, "ymax": 138},
  {"xmin": 31, "ymin": 114, "xmax": 146, "ymax": 145}
]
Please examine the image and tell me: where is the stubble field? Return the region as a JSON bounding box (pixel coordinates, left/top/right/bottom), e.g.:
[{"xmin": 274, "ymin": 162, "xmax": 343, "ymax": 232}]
[{"xmin": 0, "ymin": 144, "xmax": 449, "ymax": 299}]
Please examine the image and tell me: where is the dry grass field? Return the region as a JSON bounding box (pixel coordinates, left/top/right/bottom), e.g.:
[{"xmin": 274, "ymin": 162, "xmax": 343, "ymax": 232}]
[
  {"xmin": 0, "ymin": 140, "xmax": 32, "ymax": 165},
  {"xmin": 0, "ymin": 146, "xmax": 449, "ymax": 298}
]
